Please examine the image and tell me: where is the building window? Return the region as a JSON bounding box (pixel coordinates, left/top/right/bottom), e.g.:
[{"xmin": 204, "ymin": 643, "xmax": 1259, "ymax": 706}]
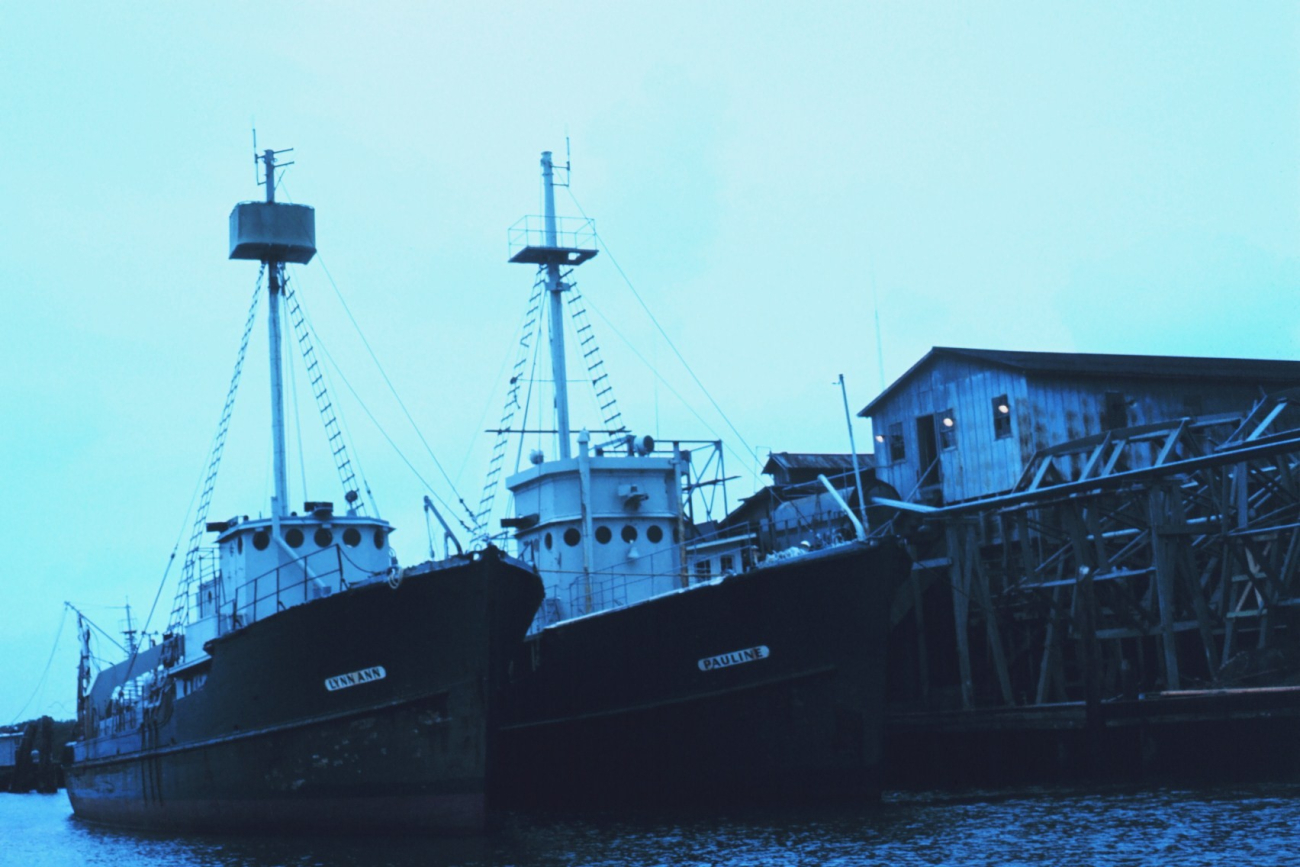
[
  {"xmin": 1103, "ymin": 391, "xmax": 1128, "ymax": 431},
  {"xmin": 992, "ymin": 396, "xmax": 1012, "ymax": 439},
  {"xmin": 720, "ymin": 554, "xmax": 734, "ymax": 573},
  {"xmin": 888, "ymin": 422, "xmax": 906, "ymax": 463},
  {"xmin": 694, "ymin": 559, "xmax": 712, "ymax": 580},
  {"xmin": 938, "ymin": 409, "xmax": 957, "ymax": 450}
]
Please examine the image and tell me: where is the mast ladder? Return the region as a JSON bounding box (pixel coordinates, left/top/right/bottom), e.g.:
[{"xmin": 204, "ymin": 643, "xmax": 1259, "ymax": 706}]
[
  {"xmin": 282, "ymin": 278, "xmax": 364, "ymax": 514},
  {"xmin": 169, "ymin": 275, "xmax": 263, "ymax": 634},
  {"xmin": 565, "ymin": 282, "xmax": 627, "ymax": 436},
  {"xmin": 474, "ymin": 273, "xmax": 546, "ymax": 539}
]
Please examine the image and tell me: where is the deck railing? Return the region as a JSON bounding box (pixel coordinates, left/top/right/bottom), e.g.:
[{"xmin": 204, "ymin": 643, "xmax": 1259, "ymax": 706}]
[{"xmin": 226, "ymin": 546, "xmax": 348, "ymax": 633}]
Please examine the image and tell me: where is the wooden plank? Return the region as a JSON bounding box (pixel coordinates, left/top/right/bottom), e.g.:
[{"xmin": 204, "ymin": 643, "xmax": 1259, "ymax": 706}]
[
  {"xmin": 1035, "ymin": 583, "xmax": 1064, "ymax": 704},
  {"xmin": 1076, "ymin": 564, "xmax": 1103, "ymax": 736},
  {"xmin": 968, "ymin": 529, "xmax": 1014, "ymax": 705},
  {"xmin": 1155, "ymin": 418, "xmax": 1188, "ymax": 466},
  {"xmin": 913, "ymin": 564, "xmax": 930, "ymax": 701},
  {"xmin": 1148, "ymin": 486, "xmax": 1182, "ymax": 690},
  {"xmin": 947, "ymin": 523, "xmax": 974, "ymax": 710}
]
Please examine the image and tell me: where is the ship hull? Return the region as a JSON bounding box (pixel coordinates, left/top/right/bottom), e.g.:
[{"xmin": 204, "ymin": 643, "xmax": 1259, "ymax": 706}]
[
  {"xmin": 66, "ymin": 549, "xmax": 542, "ymax": 834},
  {"xmin": 495, "ymin": 539, "xmax": 910, "ymax": 809}
]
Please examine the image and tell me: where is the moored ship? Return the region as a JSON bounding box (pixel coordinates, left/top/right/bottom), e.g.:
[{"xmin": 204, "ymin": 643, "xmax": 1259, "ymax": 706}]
[
  {"xmin": 65, "ymin": 149, "xmax": 542, "ymax": 833},
  {"xmin": 482, "ymin": 151, "xmax": 911, "ymax": 808}
]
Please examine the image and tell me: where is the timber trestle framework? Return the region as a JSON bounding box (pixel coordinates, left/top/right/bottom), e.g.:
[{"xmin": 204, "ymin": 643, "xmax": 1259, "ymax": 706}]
[{"xmin": 890, "ymin": 388, "xmax": 1300, "ymax": 711}]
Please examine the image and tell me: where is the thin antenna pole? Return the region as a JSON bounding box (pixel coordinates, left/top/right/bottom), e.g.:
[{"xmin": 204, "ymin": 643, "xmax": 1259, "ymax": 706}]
[
  {"xmin": 542, "ymin": 151, "xmax": 572, "ymax": 460},
  {"xmin": 872, "ymin": 269, "xmax": 886, "ymax": 392},
  {"xmin": 838, "ymin": 374, "xmax": 869, "ymax": 526}
]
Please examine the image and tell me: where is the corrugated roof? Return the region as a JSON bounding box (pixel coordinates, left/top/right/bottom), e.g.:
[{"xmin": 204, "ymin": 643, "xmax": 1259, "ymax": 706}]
[
  {"xmin": 762, "ymin": 452, "xmax": 874, "ymax": 475},
  {"xmin": 859, "ymin": 347, "xmax": 1300, "ymax": 417}
]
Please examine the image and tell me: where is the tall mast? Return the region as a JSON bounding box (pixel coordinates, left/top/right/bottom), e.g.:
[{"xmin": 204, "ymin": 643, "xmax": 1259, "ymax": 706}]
[
  {"xmin": 229, "ymin": 146, "xmax": 315, "ymax": 517},
  {"xmin": 541, "ymin": 151, "xmax": 572, "ymax": 461},
  {"xmin": 263, "ymin": 149, "xmax": 290, "ymax": 517}
]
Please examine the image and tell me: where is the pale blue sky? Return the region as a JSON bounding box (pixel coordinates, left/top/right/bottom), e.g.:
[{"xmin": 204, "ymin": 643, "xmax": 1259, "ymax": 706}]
[{"xmin": 1, "ymin": 2, "xmax": 1297, "ymax": 722}]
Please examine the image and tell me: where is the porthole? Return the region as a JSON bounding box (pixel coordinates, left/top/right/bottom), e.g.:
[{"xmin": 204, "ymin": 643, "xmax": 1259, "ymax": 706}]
[
  {"xmin": 314, "ymin": 528, "xmax": 334, "ymax": 547},
  {"xmin": 252, "ymin": 530, "xmax": 270, "ymax": 551},
  {"xmin": 595, "ymin": 526, "xmax": 612, "ymax": 544},
  {"xmin": 646, "ymin": 525, "xmax": 663, "ymax": 544},
  {"xmin": 343, "ymin": 527, "xmax": 361, "ymax": 547},
  {"xmin": 621, "ymin": 525, "xmax": 638, "ymax": 543},
  {"xmin": 285, "ymin": 528, "xmax": 304, "ymax": 548},
  {"xmin": 544, "ymin": 532, "xmax": 553, "ymax": 550},
  {"xmin": 564, "ymin": 527, "xmax": 581, "ymax": 547},
  {"xmin": 374, "ymin": 529, "xmax": 386, "ymax": 549}
]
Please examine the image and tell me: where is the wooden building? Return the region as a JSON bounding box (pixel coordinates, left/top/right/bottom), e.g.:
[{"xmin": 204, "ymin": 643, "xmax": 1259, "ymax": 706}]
[{"xmin": 859, "ymin": 347, "xmax": 1300, "ymax": 506}]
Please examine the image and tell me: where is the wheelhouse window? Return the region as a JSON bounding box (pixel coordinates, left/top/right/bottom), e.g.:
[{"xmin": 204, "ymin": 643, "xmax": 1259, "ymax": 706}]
[{"xmin": 992, "ymin": 396, "xmax": 1012, "ymax": 439}]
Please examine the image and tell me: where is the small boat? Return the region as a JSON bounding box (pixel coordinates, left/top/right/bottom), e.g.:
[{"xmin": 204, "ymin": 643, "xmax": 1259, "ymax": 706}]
[{"xmin": 64, "ymin": 150, "xmax": 543, "ymax": 833}]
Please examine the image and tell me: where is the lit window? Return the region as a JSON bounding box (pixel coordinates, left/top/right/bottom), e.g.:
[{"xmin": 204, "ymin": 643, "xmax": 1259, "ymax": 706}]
[
  {"xmin": 939, "ymin": 409, "xmax": 956, "ymax": 450},
  {"xmin": 992, "ymin": 396, "xmax": 1012, "ymax": 439}
]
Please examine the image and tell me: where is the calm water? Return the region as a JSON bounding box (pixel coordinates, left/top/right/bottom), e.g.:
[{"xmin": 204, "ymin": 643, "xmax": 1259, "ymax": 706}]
[{"xmin": 4, "ymin": 785, "xmax": 1300, "ymax": 866}]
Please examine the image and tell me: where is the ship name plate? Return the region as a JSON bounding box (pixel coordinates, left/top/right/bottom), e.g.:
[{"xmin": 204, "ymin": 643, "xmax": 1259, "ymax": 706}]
[
  {"xmin": 324, "ymin": 665, "xmax": 387, "ymax": 692},
  {"xmin": 698, "ymin": 645, "xmax": 770, "ymax": 672}
]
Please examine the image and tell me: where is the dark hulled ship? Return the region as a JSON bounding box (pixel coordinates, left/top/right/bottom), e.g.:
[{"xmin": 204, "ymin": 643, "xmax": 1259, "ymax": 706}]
[
  {"xmin": 65, "ymin": 150, "xmax": 542, "ymax": 833},
  {"xmin": 481, "ymin": 151, "xmax": 911, "ymax": 808}
]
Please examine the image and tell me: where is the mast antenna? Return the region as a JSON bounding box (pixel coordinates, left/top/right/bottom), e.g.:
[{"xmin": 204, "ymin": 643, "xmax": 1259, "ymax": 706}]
[{"xmin": 257, "ymin": 146, "xmax": 295, "ymax": 199}]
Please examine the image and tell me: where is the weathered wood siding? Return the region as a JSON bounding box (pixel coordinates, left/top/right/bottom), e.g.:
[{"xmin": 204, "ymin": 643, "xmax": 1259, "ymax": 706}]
[
  {"xmin": 869, "ymin": 357, "xmax": 1030, "ymax": 503},
  {"xmin": 1023, "ymin": 375, "xmax": 1267, "ymax": 479},
  {"xmin": 870, "ymin": 359, "xmax": 1277, "ymax": 504}
]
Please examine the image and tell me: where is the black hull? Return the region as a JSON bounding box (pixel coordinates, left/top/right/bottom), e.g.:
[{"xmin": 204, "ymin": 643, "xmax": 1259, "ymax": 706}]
[
  {"xmin": 495, "ymin": 539, "xmax": 910, "ymax": 809},
  {"xmin": 67, "ymin": 549, "xmax": 542, "ymax": 834}
]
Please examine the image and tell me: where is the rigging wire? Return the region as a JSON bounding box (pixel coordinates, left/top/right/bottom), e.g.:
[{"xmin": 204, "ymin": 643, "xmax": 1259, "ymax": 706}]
[
  {"xmin": 455, "ymin": 280, "xmax": 540, "ymax": 486},
  {"xmin": 565, "ymin": 187, "xmax": 758, "ymax": 464},
  {"xmin": 308, "ymin": 322, "xmax": 475, "ymax": 534},
  {"xmin": 280, "ymin": 182, "xmax": 475, "ymax": 527},
  {"xmin": 573, "ymin": 286, "xmax": 752, "ymax": 473},
  {"xmin": 512, "ymin": 308, "xmax": 545, "ymax": 476},
  {"xmin": 285, "ymin": 271, "xmax": 380, "ymax": 515},
  {"xmin": 286, "ymin": 298, "xmax": 309, "ymax": 505},
  {"xmin": 126, "ymin": 276, "xmax": 265, "ymax": 687},
  {"xmin": 8, "ymin": 606, "xmax": 68, "ymax": 724}
]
